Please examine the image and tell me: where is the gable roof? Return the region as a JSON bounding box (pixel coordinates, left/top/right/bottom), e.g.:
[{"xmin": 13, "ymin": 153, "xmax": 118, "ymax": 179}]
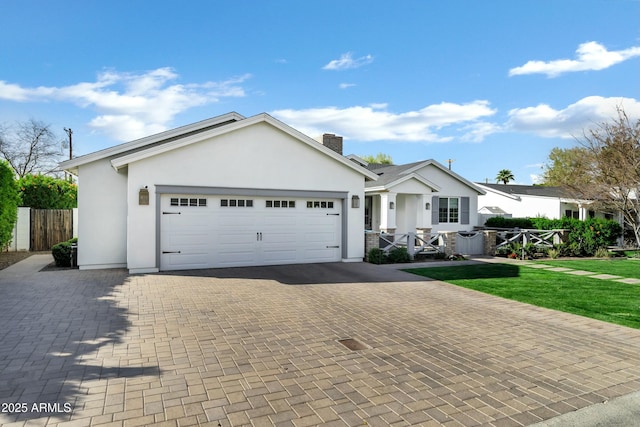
[
  {"xmin": 477, "ymin": 183, "xmax": 572, "ymax": 198},
  {"xmin": 366, "ymin": 160, "xmax": 485, "ymax": 194},
  {"xmin": 60, "ymin": 112, "xmax": 378, "ymax": 181},
  {"xmin": 60, "ymin": 112, "xmax": 245, "ymax": 174}
]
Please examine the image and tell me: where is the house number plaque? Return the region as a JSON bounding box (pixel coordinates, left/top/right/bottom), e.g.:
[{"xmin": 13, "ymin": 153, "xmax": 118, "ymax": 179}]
[{"xmin": 139, "ymin": 188, "xmax": 149, "ymax": 205}]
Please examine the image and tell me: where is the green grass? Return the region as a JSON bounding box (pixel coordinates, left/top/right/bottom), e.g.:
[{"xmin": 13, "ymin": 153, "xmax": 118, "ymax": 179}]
[
  {"xmin": 405, "ymin": 263, "xmax": 640, "ymax": 329},
  {"xmin": 537, "ymin": 259, "xmax": 640, "ymax": 279}
]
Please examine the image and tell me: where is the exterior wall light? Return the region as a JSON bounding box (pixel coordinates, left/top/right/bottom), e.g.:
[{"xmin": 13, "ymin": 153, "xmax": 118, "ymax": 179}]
[
  {"xmin": 389, "ymin": 201, "xmax": 395, "ymax": 209},
  {"xmin": 351, "ymin": 195, "xmax": 360, "ymax": 208},
  {"xmin": 425, "ymin": 202, "xmax": 431, "ymax": 210}
]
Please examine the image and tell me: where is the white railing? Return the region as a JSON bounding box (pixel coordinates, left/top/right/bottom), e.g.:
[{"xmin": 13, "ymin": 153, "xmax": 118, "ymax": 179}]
[
  {"xmin": 379, "ymin": 232, "xmax": 445, "ymax": 259},
  {"xmin": 495, "ymin": 228, "xmax": 565, "ymax": 249}
]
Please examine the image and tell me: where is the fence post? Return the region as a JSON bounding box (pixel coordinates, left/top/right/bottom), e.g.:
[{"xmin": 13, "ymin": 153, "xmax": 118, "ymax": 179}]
[
  {"xmin": 443, "ymin": 232, "xmax": 457, "ymax": 257},
  {"xmin": 483, "ymin": 230, "xmax": 497, "ymax": 256},
  {"xmin": 407, "ymin": 232, "xmax": 416, "ymax": 260},
  {"xmin": 364, "ymin": 231, "xmax": 380, "ymax": 261}
]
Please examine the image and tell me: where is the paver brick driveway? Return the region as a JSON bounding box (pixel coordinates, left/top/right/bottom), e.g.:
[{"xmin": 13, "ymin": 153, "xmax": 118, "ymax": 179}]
[{"xmin": 1, "ymin": 260, "xmax": 639, "ymax": 426}]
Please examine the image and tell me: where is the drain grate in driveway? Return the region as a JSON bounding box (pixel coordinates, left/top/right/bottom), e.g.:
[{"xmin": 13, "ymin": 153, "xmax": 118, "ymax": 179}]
[{"xmin": 337, "ymin": 338, "xmax": 369, "ymax": 351}]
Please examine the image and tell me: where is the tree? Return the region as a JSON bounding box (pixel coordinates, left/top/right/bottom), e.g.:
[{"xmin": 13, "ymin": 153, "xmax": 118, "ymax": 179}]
[
  {"xmin": 0, "ymin": 160, "xmax": 20, "ymax": 249},
  {"xmin": 540, "ymin": 147, "xmax": 592, "ymax": 187},
  {"xmin": 360, "ymin": 153, "xmax": 393, "ymax": 164},
  {"xmin": 551, "ymin": 107, "xmax": 640, "ymax": 247},
  {"xmin": 495, "ymin": 169, "xmax": 515, "ymax": 184},
  {"xmin": 18, "ymin": 175, "xmax": 77, "ymax": 209},
  {"xmin": 0, "ymin": 119, "xmax": 62, "ymax": 178}
]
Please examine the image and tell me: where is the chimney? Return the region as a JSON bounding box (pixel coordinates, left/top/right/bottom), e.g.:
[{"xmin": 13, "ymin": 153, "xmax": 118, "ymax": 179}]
[{"xmin": 321, "ymin": 133, "xmax": 343, "ymax": 155}]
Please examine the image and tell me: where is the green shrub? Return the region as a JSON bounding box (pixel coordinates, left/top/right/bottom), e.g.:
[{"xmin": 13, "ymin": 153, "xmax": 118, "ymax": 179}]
[
  {"xmin": 51, "ymin": 238, "xmax": 77, "ymax": 267},
  {"xmin": 18, "ymin": 174, "xmax": 77, "ymax": 209},
  {"xmin": 594, "ymin": 247, "xmax": 611, "ymax": 258},
  {"xmin": 367, "ymin": 248, "xmax": 385, "ymax": 264},
  {"xmin": 547, "ymin": 248, "xmax": 560, "ymax": 259},
  {"xmin": 485, "ymin": 217, "xmax": 533, "ymax": 229},
  {"xmin": 0, "ymin": 161, "xmax": 20, "ymax": 249},
  {"xmin": 387, "ymin": 247, "xmax": 411, "ymax": 263}
]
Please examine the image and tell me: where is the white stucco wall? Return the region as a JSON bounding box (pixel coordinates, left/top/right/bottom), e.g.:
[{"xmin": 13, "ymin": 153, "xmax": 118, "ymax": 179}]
[
  {"xmin": 76, "ymin": 159, "xmax": 128, "ymax": 269},
  {"xmin": 124, "ymin": 122, "xmax": 367, "ymax": 271},
  {"xmin": 417, "ymin": 165, "xmax": 480, "ymax": 233},
  {"xmin": 8, "ymin": 207, "xmax": 30, "ymax": 251},
  {"xmin": 478, "ymin": 190, "xmax": 562, "ymax": 221}
]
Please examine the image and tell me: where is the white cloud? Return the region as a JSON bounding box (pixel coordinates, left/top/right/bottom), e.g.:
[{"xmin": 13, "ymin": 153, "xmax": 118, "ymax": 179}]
[
  {"xmin": 323, "ymin": 52, "xmax": 374, "ymax": 70},
  {"xmin": 0, "ymin": 68, "xmax": 251, "ymax": 140},
  {"xmin": 509, "ymin": 41, "xmax": 640, "ymax": 77},
  {"xmin": 506, "ymin": 96, "xmax": 640, "ymax": 138},
  {"xmin": 271, "ymin": 101, "xmax": 497, "ymax": 143},
  {"xmin": 339, "ymin": 83, "xmax": 356, "ymax": 89}
]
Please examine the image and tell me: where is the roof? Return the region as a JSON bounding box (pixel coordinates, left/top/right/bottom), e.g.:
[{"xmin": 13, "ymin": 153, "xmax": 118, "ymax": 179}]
[
  {"xmin": 477, "ymin": 183, "xmax": 572, "ymax": 198},
  {"xmin": 60, "ymin": 112, "xmax": 379, "ymax": 181},
  {"xmin": 365, "ymin": 160, "xmax": 485, "ymax": 194},
  {"xmin": 60, "ymin": 112, "xmax": 245, "ymax": 174},
  {"xmin": 479, "ymin": 206, "xmax": 508, "ymax": 214}
]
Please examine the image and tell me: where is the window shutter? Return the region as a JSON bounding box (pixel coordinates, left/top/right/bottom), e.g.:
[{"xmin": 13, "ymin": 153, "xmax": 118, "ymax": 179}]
[
  {"xmin": 431, "ymin": 196, "xmax": 439, "ymax": 224},
  {"xmin": 461, "ymin": 196, "xmax": 470, "ymax": 225}
]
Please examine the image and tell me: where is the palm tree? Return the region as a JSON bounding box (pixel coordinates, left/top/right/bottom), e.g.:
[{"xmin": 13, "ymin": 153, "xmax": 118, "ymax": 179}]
[{"xmin": 496, "ymin": 169, "xmax": 515, "ymax": 184}]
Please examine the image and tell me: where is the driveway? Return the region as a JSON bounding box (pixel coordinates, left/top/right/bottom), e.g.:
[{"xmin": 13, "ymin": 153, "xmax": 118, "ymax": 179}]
[{"xmin": 0, "ymin": 257, "xmax": 639, "ymax": 426}]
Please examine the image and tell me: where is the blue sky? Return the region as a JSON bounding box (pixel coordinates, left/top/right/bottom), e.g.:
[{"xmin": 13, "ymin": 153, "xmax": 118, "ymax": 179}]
[{"xmin": 1, "ymin": 0, "xmax": 639, "ymax": 184}]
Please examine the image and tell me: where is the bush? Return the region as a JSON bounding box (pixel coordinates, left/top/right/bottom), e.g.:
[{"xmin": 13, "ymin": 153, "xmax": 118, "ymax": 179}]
[
  {"xmin": 0, "ymin": 161, "xmax": 20, "ymax": 249},
  {"xmin": 18, "ymin": 174, "xmax": 77, "ymax": 209},
  {"xmin": 547, "ymin": 248, "xmax": 560, "ymax": 259},
  {"xmin": 594, "ymin": 247, "xmax": 611, "ymax": 258},
  {"xmin": 485, "ymin": 217, "xmax": 533, "ymax": 229},
  {"xmin": 51, "ymin": 237, "xmax": 77, "ymax": 267},
  {"xmin": 490, "ymin": 216, "xmax": 623, "ymax": 257},
  {"xmin": 387, "ymin": 247, "xmax": 411, "ymax": 263},
  {"xmin": 367, "ymin": 248, "xmax": 385, "ymax": 264}
]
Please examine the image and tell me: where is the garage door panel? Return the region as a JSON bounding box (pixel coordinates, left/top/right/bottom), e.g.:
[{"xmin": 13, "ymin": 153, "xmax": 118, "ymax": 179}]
[{"xmin": 161, "ymin": 195, "xmax": 342, "ymax": 271}]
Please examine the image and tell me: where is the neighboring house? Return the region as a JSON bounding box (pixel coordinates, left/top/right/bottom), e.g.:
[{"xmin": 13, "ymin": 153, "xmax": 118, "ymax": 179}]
[
  {"xmin": 60, "ymin": 112, "xmax": 378, "ymax": 273},
  {"xmin": 349, "ymin": 157, "xmax": 485, "ymax": 235},
  {"xmin": 476, "ymin": 183, "xmax": 618, "ymax": 224}
]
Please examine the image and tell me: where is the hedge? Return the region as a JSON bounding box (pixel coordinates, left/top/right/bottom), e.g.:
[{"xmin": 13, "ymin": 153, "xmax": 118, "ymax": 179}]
[
  {"xmin": 486, "ymin": 216, "xmax": 622, "ymax": 256},
  {"xmin": 18, "ymin": 174, "xmax": 77, "ymax": 209},
  {"xmin": 0, "ymin": 161, "xmax": 20, "ymax": 249}
]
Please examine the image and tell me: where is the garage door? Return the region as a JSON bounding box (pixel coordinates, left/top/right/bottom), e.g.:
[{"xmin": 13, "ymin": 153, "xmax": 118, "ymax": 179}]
[{"xmin": 160, "ymin": 194, "xmax": 342, "ymax": 270}]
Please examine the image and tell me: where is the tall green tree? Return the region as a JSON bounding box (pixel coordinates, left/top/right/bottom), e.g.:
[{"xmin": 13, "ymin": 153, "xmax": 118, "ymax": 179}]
[
  {"xmin": 540, "ymin": 147, "xmax": 592, "ymax": 187},
  {"xmin": 495, "ymin": 169, "xmax": 515, "ymax": 184},
  {"xmin": 0, "ymin": 160, "xmax": 20, "ymax": 249},
  {"xmin": 360, "ymin": 153, "xmax": 393, "ymax": 164}
]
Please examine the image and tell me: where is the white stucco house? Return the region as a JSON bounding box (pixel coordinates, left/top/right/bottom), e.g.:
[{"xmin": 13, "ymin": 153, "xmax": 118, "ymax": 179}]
[
  {"xmin": 348, "ymin": 158, "xmax": 485, "ymax": 235},
  {"xmin": 476, "ymin": 183, "xmax": 619, "ymax": 224},
  {"xmin": 60, "ymin": 112, "xmax": 378, "ymax": 273}
]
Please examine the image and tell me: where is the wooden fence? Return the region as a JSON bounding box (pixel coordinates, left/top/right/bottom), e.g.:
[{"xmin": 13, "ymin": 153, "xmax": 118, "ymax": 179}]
[{"xmin": 30, "ymin": 209, "xmax": 73, "ymax": 251}]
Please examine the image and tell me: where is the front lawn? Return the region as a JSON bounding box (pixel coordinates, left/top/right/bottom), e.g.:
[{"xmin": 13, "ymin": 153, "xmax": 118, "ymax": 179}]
[
  {"xmin": 537, "ymin": 258, "xmax": 640, "ymax": 279},
  {"xmin": 405, "ymin": 263, "xmax": 640, "ymax": 329}
]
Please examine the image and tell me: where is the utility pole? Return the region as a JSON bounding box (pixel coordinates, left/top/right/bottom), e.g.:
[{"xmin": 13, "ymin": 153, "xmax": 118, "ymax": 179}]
[
  {"xmin": 64, "ymin": 128, "xmax": 73, "ymax": 160},
  {"xmin": 64, "ymin": 128, "xmax": 73, "ymax": 181}
]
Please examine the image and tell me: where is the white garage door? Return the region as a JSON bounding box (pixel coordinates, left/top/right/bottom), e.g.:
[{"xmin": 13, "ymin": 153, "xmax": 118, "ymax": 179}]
[{"xmin": 160, "ymin": 194, "xmax": 342, "ymax": 271}]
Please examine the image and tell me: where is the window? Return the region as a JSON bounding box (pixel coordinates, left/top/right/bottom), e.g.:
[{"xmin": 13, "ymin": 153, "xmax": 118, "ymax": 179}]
[
  {"xmin": 170, "ymin": 197, "xmax": 206, "ymax": 207},
  {"xmin": 220, "ymin": 199, "xmax": 253, "ymax": 207},
  {"xmin": 438, "ymin": 197, "xmax": 459, "ymax": 223},
  {"xmin": 307, "ymin": 200, "xmax": 334, "ymax": 209},
  {"xmin": 266, "ymin": 200, "xmax": 296, "ymax": 208}
]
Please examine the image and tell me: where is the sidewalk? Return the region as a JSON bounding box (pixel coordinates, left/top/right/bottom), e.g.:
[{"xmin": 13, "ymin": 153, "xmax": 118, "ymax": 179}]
[{"xmin": 0, "ymin": 253, "xmax": 53, "ymax": 277}]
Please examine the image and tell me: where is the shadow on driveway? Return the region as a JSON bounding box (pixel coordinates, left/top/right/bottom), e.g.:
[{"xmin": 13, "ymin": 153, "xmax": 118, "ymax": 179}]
[
  {"xmin": 0, "ymin": 268, "xmax": 161, "ymax": 423},
  {"xmin": 156, "ymin": 261, "xmax": 429, "ymax": 285}
]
